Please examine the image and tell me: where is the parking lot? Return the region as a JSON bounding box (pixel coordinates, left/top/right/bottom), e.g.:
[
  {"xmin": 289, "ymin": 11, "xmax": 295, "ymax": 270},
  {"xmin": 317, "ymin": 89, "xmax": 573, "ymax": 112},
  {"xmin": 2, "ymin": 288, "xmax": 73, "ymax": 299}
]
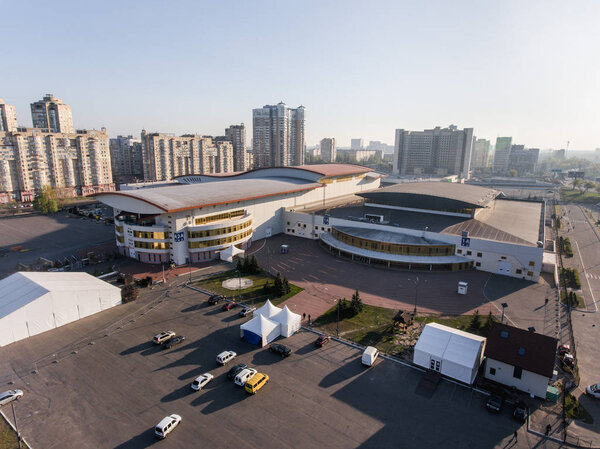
[{"xmin": 0, "ymin": 274, "xmax": 560, "ymax": 448}]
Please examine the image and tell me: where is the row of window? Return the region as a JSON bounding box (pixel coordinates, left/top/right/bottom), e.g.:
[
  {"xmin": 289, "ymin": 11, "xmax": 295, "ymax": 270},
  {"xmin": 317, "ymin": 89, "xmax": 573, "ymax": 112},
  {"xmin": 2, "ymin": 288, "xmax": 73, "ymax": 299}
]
[
  {"xmin": 195, "ymin": 209, "xmax": 245, "ymax": 225},
  {"xmin": 457, "ymin": 249, "xmax": 482, "ymax": 257},
  {"xmin": 332, "ymin": 229, "xmax": 456, "ymax": 256},
  {"xmin": 134, "ymin": 230, "xmax": 169, "ymax": 239},
  {"xmin": 188, "ymin": 220, "xmax": 251, "ymax": 238},
  {"xmin": 134, "ymin": 241, "xmax": 170, "ymax": 250},
  {"xmin": 115, "ymin": 225, "xmax": 123, "ymax": 233},
  {"xmin": 188, "ymin": 228, "xmax": 252, "ymax": 248}
]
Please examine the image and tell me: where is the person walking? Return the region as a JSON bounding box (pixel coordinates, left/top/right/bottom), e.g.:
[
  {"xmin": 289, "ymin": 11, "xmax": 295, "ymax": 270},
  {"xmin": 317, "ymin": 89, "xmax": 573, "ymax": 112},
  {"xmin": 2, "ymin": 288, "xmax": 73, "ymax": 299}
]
[
  {"xmin": 513, "ymin": 430, "xmax": 518, "ymax": 442},
  {"xmin": 545, "ymin": 423, "xmax": 551, "ymax": 436}
]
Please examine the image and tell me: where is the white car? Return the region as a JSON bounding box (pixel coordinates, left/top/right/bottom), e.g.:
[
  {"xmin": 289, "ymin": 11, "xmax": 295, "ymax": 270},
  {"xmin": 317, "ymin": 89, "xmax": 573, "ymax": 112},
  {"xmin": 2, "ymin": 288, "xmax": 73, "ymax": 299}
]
[
  {"xmin": 586, "ymin": 383, "xmax": 600, "ymax": 399},
  {"xmin": 191, "ymin": 373, "xmax": 214, "ymax": 391},
  {"xmin": 153, "ymin": 330, "xmax": 175, "ymax": 344},
  {"xmin": 234, "ymin": 368, "xmax": 257, "ymax": 386},
  {"xmin": 0, "ymin": 390, "xmax": 23, "ymax": 407},
  {"xmin": 155, "ymin": 414, "xmax": 182, "ymax": 439},
  {"xmin": 216, "ymin": 350, "xmax": 237, "ymax": 365}
]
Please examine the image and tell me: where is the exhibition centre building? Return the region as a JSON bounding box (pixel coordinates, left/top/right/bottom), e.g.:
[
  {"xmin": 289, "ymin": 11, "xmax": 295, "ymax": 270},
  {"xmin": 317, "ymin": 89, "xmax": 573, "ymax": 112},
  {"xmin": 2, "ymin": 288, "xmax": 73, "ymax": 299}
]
[{"xmin": 96, "ymin": 164, "xmax": 545, "ymax": 281}]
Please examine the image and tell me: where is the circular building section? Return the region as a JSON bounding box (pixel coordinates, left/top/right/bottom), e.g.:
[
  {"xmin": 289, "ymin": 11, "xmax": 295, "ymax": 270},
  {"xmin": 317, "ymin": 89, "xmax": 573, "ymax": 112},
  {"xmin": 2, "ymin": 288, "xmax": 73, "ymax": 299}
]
[{"xmin": 320, "ymin": 226, "xmax": 472, "ymax": 271}]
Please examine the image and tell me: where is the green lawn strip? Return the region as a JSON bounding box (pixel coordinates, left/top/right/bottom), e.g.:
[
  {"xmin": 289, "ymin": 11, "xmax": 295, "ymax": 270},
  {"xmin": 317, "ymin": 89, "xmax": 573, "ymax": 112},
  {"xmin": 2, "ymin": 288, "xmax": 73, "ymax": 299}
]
[
  {"xmin": 565, "ymin": 391, "xmax": 594, "ymax": 424},
  {"xmin": 191, "ymin": 269, "xmax": 303, "ymax": 307},
  {"xmin": 0, "ymin": 417, "xmax": 18, "ymax": 449},
  {"xmin": 561, "ymin": 189, "xmax": 600, "ymax": 204}
]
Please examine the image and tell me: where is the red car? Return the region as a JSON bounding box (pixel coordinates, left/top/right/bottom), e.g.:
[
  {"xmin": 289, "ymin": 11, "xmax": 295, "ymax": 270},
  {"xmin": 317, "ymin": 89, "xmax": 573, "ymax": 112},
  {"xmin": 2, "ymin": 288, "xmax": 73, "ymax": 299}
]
[
  {"xmin": 221, "ymin": 302, "xmax": 237, "ymax": 311},
  {"xmin": 315, "ymin": 335, "xmax": 331, "ymax": 347}
]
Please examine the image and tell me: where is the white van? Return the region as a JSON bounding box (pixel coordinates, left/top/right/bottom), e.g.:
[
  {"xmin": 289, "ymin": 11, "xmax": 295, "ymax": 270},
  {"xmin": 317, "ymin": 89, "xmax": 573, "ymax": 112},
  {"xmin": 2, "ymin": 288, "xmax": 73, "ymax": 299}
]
[
  {"xmin": 361, "ymin": 346, "xmax": 379, "ymax": 367},
  {"xmin": 216, "ymin": 350, "xmax": 237, "ymax": 365},
  {"xmin": 154, "ymin": 414, "xmax": 182, "ymax": 439},
  {"xmin": 234, "ymin": 368, "xmax": 257, "ymax": 386}
]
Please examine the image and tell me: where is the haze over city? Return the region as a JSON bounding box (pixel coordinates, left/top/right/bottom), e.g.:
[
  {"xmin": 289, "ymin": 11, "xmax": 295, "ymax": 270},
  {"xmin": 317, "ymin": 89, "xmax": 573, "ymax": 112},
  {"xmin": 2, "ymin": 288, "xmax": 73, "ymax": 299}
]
[{"xmin": 3, "ymin": 0, "xmax": 599, "ymax": 150}]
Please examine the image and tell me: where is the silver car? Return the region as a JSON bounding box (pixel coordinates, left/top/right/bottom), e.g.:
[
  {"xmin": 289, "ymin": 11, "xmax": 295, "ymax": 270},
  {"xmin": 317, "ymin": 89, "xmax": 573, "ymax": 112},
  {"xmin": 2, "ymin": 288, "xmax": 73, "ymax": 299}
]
[
  {"xmin": 191, "ymin": 373, "xmax": 214, "ymax": 391},
  {"xmin": 586, "ymin": 383, "xmax": 600, "ymax": 399},
  {"xmin": 0, "ymin": 389, "xmax": 23, "ymax": 406}
]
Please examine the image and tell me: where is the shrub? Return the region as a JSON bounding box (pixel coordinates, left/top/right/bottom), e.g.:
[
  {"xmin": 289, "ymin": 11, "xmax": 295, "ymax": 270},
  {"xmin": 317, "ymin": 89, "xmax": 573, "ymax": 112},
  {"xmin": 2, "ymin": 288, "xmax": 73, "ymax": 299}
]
[
  {"xmin": 350, "ymin": 290, "xmax": 363, "ymax": 316},
  {"xmin": 469, "ymin": 310, "xmax": 481, "ymax": 330},
  {"xmin": 121, "ymin": 284, "xmax": 139, "ymax": 303}
]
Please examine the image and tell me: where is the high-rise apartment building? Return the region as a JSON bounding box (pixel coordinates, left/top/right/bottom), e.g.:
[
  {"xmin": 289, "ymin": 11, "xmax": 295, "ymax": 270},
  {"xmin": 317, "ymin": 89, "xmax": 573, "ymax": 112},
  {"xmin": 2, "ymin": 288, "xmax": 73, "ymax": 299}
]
[
  {"xmin": 492, "ymin": 137, "xmax": 513, "ymax": 173},
  {"xmin": 30, "ymin": 94, "xmax": 74, "ymax": 134},
  {"xmin": 393, "ymin": 125, "xmax": 474, "ymax": 179},
  {"xmin": 472, "ymin": 138, "xmax": 491, "ymax": 169},
  {"xmin": 351, "ymin": 138, "xmax": 364, "ymax": 150},
  {"xmin": 141, "ymin": 132, "xmax": 234, "ymax": 181},
  {"xmin": 109, "ymin": 135, "xmax": 143, "ymax": 182},
  {"xmin": 252, "ymin": 102, "xmax": 305, "ymax": 168},
  {"xmin": 508, "ymin": 147, "xmax": 539, "ymax": 175},
  {"xmin": 0, "ymin": 99, "xmax": 18, "ymax": 132},
  {"xmin": 320, "ymin": 138, "xmax": 336, "ymax": 163},
  {"xmin": 224, "ymin": 124, "xmax": 247, "ymax": 171}
]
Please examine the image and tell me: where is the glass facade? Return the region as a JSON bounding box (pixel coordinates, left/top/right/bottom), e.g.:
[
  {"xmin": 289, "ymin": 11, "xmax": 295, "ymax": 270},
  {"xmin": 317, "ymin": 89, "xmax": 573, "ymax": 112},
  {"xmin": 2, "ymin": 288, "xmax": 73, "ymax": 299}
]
[
  {"xmin": 195, "ymin": 209, "xmax": 245, "ymax": 225},
  {"xmin": 188, "ymin": 219, "xmax": 252, "ymax": 239},
  {"xmin": 134, "ymin": 241, "xmax": 170, "ymax": 250},
  {"xmin": 188, "ymin": 228, "xmax": 252, "ymax": 249},
  {"xmin": 133, "ymin": 230, "xmax": 169, "ymax": 239}
]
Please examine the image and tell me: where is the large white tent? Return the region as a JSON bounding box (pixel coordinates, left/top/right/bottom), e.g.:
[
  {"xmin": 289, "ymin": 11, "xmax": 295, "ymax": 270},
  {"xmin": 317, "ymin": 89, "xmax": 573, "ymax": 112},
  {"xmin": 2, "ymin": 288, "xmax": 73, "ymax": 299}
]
[
  {"xmin": 219, "ymin": 245, "xmax": 244, "ymax": 263},
  {"xmin": 272, "ymin": 305, "xmax": 301, "ymax": 338},
  {"xmin": 240, "ymin": 314, "xmax": 280, "ymax": 347},
  {"xmin": 413, "ymin": 323, "xmax": 486, "ymax": 385},
  {"xmin": 254, "ymin": 299, "xmax": 280, "ymax": 319},
  {"xmin": 0, "ymin": 272, "xmax": 122, "ymax": 347}
]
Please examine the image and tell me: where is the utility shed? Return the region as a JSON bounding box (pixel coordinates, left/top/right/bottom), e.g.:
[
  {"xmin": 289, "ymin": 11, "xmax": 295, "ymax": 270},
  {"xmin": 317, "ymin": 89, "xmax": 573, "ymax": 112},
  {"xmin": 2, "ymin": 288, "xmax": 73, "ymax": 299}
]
[
  {"xmin": 413, "ymin": 323, "xmax": 486, "ymax": 385},
  {"xmin": 0, "ymin": 272, "xmax": 122, "ymax": 347}
]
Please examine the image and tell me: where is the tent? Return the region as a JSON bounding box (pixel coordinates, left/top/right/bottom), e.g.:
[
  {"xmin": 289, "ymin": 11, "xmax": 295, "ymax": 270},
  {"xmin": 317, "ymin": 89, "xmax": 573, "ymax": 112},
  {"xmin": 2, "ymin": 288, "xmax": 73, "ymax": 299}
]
[
  {"xmin": 0, "ymin": 272, "xmax": 122, "ymax": 347},
  {"xmin": 219, "ymin": 245, "xmax": 245, "ymax": 263},
  {"xmin": 239, "ymin": 314, "xmax": 280, "ymax": 347},
  {"xmin": 413, "ymin": 323, "xmax": 486, "ymax": 385},
  {"xmin": 254, "ymin": 299, "xmax": 281, "ymax": 319},
  {"xmin": 272, "ymin": 305, "xmax": 301, "ymax": 337}
]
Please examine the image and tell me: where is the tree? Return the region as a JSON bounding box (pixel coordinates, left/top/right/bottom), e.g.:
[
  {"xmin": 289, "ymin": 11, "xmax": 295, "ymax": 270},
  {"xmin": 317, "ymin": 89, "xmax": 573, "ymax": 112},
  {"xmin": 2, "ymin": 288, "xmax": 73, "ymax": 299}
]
[
  {"xmin": 250, "ymin": 255, "xmax": 260, "ymax": 274},
  {"xmin": 482, "ymin": 312, "xmax": 494, "ymax": 336},
  {"xmin": 508, "ymin": 169, "xmax": 518, "ymax": 177},
  {"xmin": 583, "ymin": 181, "xmax": 595, "ymax": 194},
  {"xmin": 121, "ymin": 284, "xmax": 139, "ymax": 303},
  {"xmin": 235, "ymin": 257, "xmax": 243, "ymax": 272},
  {"xmin": 469, "ymin": 310, "xmax": 481, "ymax": 330},
  {"xmin": 274, "ymin": 272, "xmax": 284, "ymax": 296},
  {"xmin": 282, "ymin": 276, "xmax": 291, "ymax": 295},
  {"xmin": 572, "ymin": 178, "xmax": 581, "ymax": 191},
  {"xmin": 32, "ymin": 185, "xmax": 58, "ymax": 214},
  {"xmin": 350, "ymin": 290, "xmax": 363, "ymax": 316}
]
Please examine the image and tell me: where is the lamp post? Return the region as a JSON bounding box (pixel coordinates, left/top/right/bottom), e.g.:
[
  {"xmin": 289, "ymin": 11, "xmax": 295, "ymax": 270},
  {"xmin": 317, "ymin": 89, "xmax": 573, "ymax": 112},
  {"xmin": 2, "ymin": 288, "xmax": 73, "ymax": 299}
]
[
  {"xmin": 11, "ymin": 401, "xmax": 22, "ymax": 449},
  {"xmin": 336, "ymin": 298, "xmax": 341, "ymax": 337},
  {"xmin": 501, "ymin": 302, "xmax": 508, "ymax": 323},
  {"xmin": 408, "ymin": 276, "xmax": 420, "ymax": 315}
]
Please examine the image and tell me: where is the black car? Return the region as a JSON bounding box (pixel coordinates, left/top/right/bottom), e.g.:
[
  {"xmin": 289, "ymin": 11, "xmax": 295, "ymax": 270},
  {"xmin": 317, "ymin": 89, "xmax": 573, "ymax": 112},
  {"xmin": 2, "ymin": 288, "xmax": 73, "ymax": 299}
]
[
  {"xmin": 485, "ymin": 394, "xmax": 503, "ymax": 413},
  {"xmin": 315, "ymin": 335, "xmax": 331, "ymax": 347},
  {"xmin": 269, "ymin": 344, "xmax": 291, "ymax": 357},
  {"xmin": 163, "ymin": 335, "xmax": 185, "ymax": 349},
  {"xmin": 208, "ymin": 295, "xmax": 225, "ymax": 305},
  {"xmin": 513, "ymin": 402, "xmax": 528, "ymax": 422},
  {"xmin": 227, "ymin": 363, "xmax": 247, "ymax": 379}
]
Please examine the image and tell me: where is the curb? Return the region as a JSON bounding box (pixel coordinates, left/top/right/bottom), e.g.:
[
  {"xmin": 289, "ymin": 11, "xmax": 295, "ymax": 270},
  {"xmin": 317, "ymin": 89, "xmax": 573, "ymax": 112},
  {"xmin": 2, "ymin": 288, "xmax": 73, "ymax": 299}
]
[{"xmin": 0, "ymin": 408, "xmax": 32, "ymax": 449}]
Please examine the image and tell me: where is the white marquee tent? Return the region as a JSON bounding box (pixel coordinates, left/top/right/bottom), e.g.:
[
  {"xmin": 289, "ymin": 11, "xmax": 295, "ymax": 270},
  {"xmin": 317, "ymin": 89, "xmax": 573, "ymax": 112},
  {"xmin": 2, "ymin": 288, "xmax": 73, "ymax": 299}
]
[
  {"xmin": 0, "ymin": 272, "xmax": 122, "ymax": 347},
  {"xmin": 220, "ymin": 245, "xmax": 244, "ymax": 263},
  {"xmin": 272, "ymin": 305, "xmax": 301, "ymax": 338},
  {"xmin": 413, "ymin": 323, "xmax": 486, "ymax": 385},
  {"xmin": 240, "ymin": 314, "xmax": 280, "ymax": 347},
  {"xmin": 254, "ymin": 299, "xmax": 280, "ymax": 319}
]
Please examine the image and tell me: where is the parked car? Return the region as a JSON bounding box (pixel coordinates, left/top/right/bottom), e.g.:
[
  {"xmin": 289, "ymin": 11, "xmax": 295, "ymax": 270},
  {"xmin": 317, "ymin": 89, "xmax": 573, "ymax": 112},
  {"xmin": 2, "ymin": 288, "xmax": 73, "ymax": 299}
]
[
  {"xmin": 235, "ymin": 368, "xmax": 258, "ymax": 387},
  {"xmin": 315, "ymin": 335, "xmax": 331, "ymax": 347},
  {"xmin": 239, "ymin": 306, "xmax": 256, "ymax": 317},
  {"xmin": 227, "ymin": 363, "xmax": 247, "ymax": 379},
  {"xmin": 221, "ymin": 301, "xmax": 237, "ymax": 311},
  {"xmin": 361, "ymin": 346, "xmax": 379, "ymax": 367},
  {"xmin": 216, "ymin": 350, "xmax": 237, "ymax": 365},
  {"xmin": 513, "ymin": 402, "xmax": 528, "ymax": 422},
  {"xmin": 0, "ymin": 390, "xmax": 23, "ymax": 407},
  {"xmin": 486, "ymin": 394, "xmax": 503, "ymax": 413},
  {"xmin": 191, "ymin": 373, "xmax": 214, "ymax": 391},
  {"xmin": 245, "ymin": 373, "xmax": 269, "ymax": 395},
  {"xmin": 558, "ymin": 344, "xmax": 571, "ymax": 356},
  {"xmin": 586, "ymin": 383, "xmax": 600, "ymax": 399},
  {"xmin": 153, "ymin": 330, "xmax": 176, "ymax": 344},
  {"xmin": 163, "ymin": 335, "xmax": 185, "ymax": 349},
  {"xmin": 208, "ymin": 295, "xmax": 225, "ymax": 305},
  {"xmin": 154, "ymin": 414, "xmax": 182, "ymax": 439},
  {"xmin": 269, "ymin": 344, "xmax": 291, "ymax": 358}
]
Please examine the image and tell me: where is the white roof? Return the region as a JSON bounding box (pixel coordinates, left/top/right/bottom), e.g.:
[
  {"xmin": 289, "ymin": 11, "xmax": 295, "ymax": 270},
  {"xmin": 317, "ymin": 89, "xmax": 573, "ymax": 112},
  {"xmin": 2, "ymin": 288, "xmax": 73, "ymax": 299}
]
[
  {"xmin": 240, "ymin": 314, "xmax": 279, "ymax": 335},
  {"xmin": 415, "ymin": 323, "xmax": 485, "ymax": 367},
  {"xmin": 254, "ymin": 299, "xmax": 281, "ymax": 319},
  {"xmin": 271, "ymin": 305, "xmax": 301, "ymax": 325},
  {"xmin": 0, "ymin": 272, "xmax": 120, "ymax": 320}
]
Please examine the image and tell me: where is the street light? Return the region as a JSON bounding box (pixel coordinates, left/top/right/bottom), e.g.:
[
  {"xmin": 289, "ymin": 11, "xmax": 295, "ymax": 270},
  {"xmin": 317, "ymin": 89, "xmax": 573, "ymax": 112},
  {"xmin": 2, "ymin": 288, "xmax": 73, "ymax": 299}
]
[
  {"xmin": 336, "ymin": 298, "xmax": 341, "ymax": 337},
  {"xmin": 11, "ymin": 401, "xmax": 22, "ymax": 449},
  {"xmin": 407, "ymin": 276, "xmax": 420, "ymax": 315},
  {"xmin": 501, "ymin": 303, "xmax": 508, "ymax": 323}
]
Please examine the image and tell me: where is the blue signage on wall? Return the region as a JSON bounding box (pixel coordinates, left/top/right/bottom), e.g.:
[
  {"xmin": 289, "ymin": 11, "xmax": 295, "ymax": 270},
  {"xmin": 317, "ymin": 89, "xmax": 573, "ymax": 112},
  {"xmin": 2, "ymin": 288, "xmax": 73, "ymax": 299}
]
[
  {"xmin": 323, "ymin": 215, "xmax": 330, "ymax": 225},
  {"xmin": 461, "ymin": 237, "xmax": 471, "ymax": 247},
  {"xmin": 174, "ymin": 231, "xmax": 185, "ymax": 242}
]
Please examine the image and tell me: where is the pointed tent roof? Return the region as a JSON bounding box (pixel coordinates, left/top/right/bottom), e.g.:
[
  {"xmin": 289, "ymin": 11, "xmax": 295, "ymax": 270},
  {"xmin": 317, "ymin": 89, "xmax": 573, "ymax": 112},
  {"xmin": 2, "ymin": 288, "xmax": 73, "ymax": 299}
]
[
  {"xmin": 272, "ymin": 305, "xmax": 301, "ymax": 325},
  {"xmin": 240, "ymin": 314, "xmax": 279, "ymax": 335},
  {"xmin": 219, "ymin": 245, "xmax": 245, "ymax": 263},
  {"xmin": 254, "ymin": 299, "xmax": 281, "ymax": 319}
]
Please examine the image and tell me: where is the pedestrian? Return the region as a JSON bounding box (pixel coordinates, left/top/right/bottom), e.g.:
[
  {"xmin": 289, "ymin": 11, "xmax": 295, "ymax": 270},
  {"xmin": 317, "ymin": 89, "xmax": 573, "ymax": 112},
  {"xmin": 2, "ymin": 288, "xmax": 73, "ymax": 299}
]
[
  {"xmin": 303, "ymin": 312, "xmax": 306, "ymax": 320},
  {"xmin": 513, "ymin": 430, "xmax": 518, "ymax": 442},
  {"xmin": 545, "ymin": 297, "xmax": 549, "ymax": 305},
  {"xmin": 545, "ymin": 423, "xmax": 551, "ymax": 435},
  {"xmin": 308, "ymin": 314, "xmax": 311, "ymax": 325}
]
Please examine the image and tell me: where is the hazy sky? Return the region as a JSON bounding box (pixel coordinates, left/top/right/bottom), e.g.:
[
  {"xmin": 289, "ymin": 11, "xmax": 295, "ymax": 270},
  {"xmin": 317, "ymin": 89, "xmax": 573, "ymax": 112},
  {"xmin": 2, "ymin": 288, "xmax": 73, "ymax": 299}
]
[{"xmin": 2, "ymin": 0, "xmax": 599, "ymax": 150}]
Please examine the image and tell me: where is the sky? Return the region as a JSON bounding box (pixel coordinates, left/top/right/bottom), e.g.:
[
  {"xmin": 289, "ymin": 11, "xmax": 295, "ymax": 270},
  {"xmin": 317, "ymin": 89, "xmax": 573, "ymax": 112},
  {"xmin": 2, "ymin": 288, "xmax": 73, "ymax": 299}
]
[{"xmin": 2, "ymin": 0, "xmax": 599, "ymax": 150}]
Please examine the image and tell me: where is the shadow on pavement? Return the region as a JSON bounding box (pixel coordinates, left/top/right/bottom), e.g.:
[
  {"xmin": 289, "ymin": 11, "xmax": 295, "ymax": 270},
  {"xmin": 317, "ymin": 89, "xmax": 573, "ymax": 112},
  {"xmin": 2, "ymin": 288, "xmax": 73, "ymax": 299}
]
[
  {"xmin": 295, "ymin": 341, "xmax": 317, "ymax": 356},
  {"xmin": 181, "ymin": 303, "xmax": 209, "ymax": 313},
  {"xmin": 120, "ymin": 341, "xmax": 154, "ymax": 356},
  {"xmin": 113, "ymin": 428, "xmax": 158, "ymax": 449},
  {"xmin": 318, "ymin": 359, "xmax": 365, "ymax": 388},
  {"xmin": 250, "ymin": 349, "xmax": 286, "ymax": 367},
  {"xmin": 190, "ymin": 375, "xmax": 249, "ymax": 414},
  {"xmin": 160, "ymin": 384, "xmax": 195, "ymax": 403}
]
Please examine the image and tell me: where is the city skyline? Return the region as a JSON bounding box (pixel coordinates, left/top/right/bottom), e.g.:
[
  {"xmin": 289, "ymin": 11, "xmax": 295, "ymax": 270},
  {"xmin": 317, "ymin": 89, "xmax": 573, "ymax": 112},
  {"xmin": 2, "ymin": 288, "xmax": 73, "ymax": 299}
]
[{"xmin": 2, "ymin": 1, "xmax": 599, "ymax": 150}]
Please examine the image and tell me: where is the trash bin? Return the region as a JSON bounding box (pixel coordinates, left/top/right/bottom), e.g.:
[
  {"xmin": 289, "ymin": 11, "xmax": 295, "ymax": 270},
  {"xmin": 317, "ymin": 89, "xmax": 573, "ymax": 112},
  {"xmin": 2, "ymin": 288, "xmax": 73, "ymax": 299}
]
[{"xmin": 281, "ymin": 245, "xmax": 289, "ymax": 254}]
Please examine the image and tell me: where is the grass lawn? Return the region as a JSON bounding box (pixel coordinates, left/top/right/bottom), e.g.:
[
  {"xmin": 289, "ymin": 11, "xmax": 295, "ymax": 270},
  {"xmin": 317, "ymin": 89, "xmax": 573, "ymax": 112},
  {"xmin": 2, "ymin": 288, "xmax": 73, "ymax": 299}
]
[
  {"xmin": 0, "ymin": 418, "xmax": 18, "ymax": 449},
  {"xmin": 560, "ymin": 290, "xmax": 585, "ymax": 308},
  {"xmin": 192, "ymin": 270, "xmax": 302, "ymax": 307},
  {"xmin": 565, "ymin": 391, "xmax": 594, "ymax": 424},
  {"xmin": 561, "ymin": 189, "xmax": 600, "ymax": 204}
]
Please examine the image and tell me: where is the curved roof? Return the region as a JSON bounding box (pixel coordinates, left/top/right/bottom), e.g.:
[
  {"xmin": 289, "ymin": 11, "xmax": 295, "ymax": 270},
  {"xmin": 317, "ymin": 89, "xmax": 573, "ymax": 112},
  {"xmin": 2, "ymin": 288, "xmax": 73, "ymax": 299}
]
[
  {"xmin": 359, "ymin": 182, "xmax": 499, "ymax": 210},
  {"xmin": 96, "ymin": 178, "xmax": 321, "ymax": 214},
  {"xmin": 334, "ymin": 226, "xmax": 449, "ymax": 246}
]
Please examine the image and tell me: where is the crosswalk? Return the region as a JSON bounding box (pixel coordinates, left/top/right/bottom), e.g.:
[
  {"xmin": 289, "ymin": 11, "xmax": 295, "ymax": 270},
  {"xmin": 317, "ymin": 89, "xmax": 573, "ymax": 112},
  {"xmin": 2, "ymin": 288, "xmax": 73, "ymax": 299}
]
[{"xmin": 585, "ymin": 273, "xmax": 600, "ymax": 280}]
